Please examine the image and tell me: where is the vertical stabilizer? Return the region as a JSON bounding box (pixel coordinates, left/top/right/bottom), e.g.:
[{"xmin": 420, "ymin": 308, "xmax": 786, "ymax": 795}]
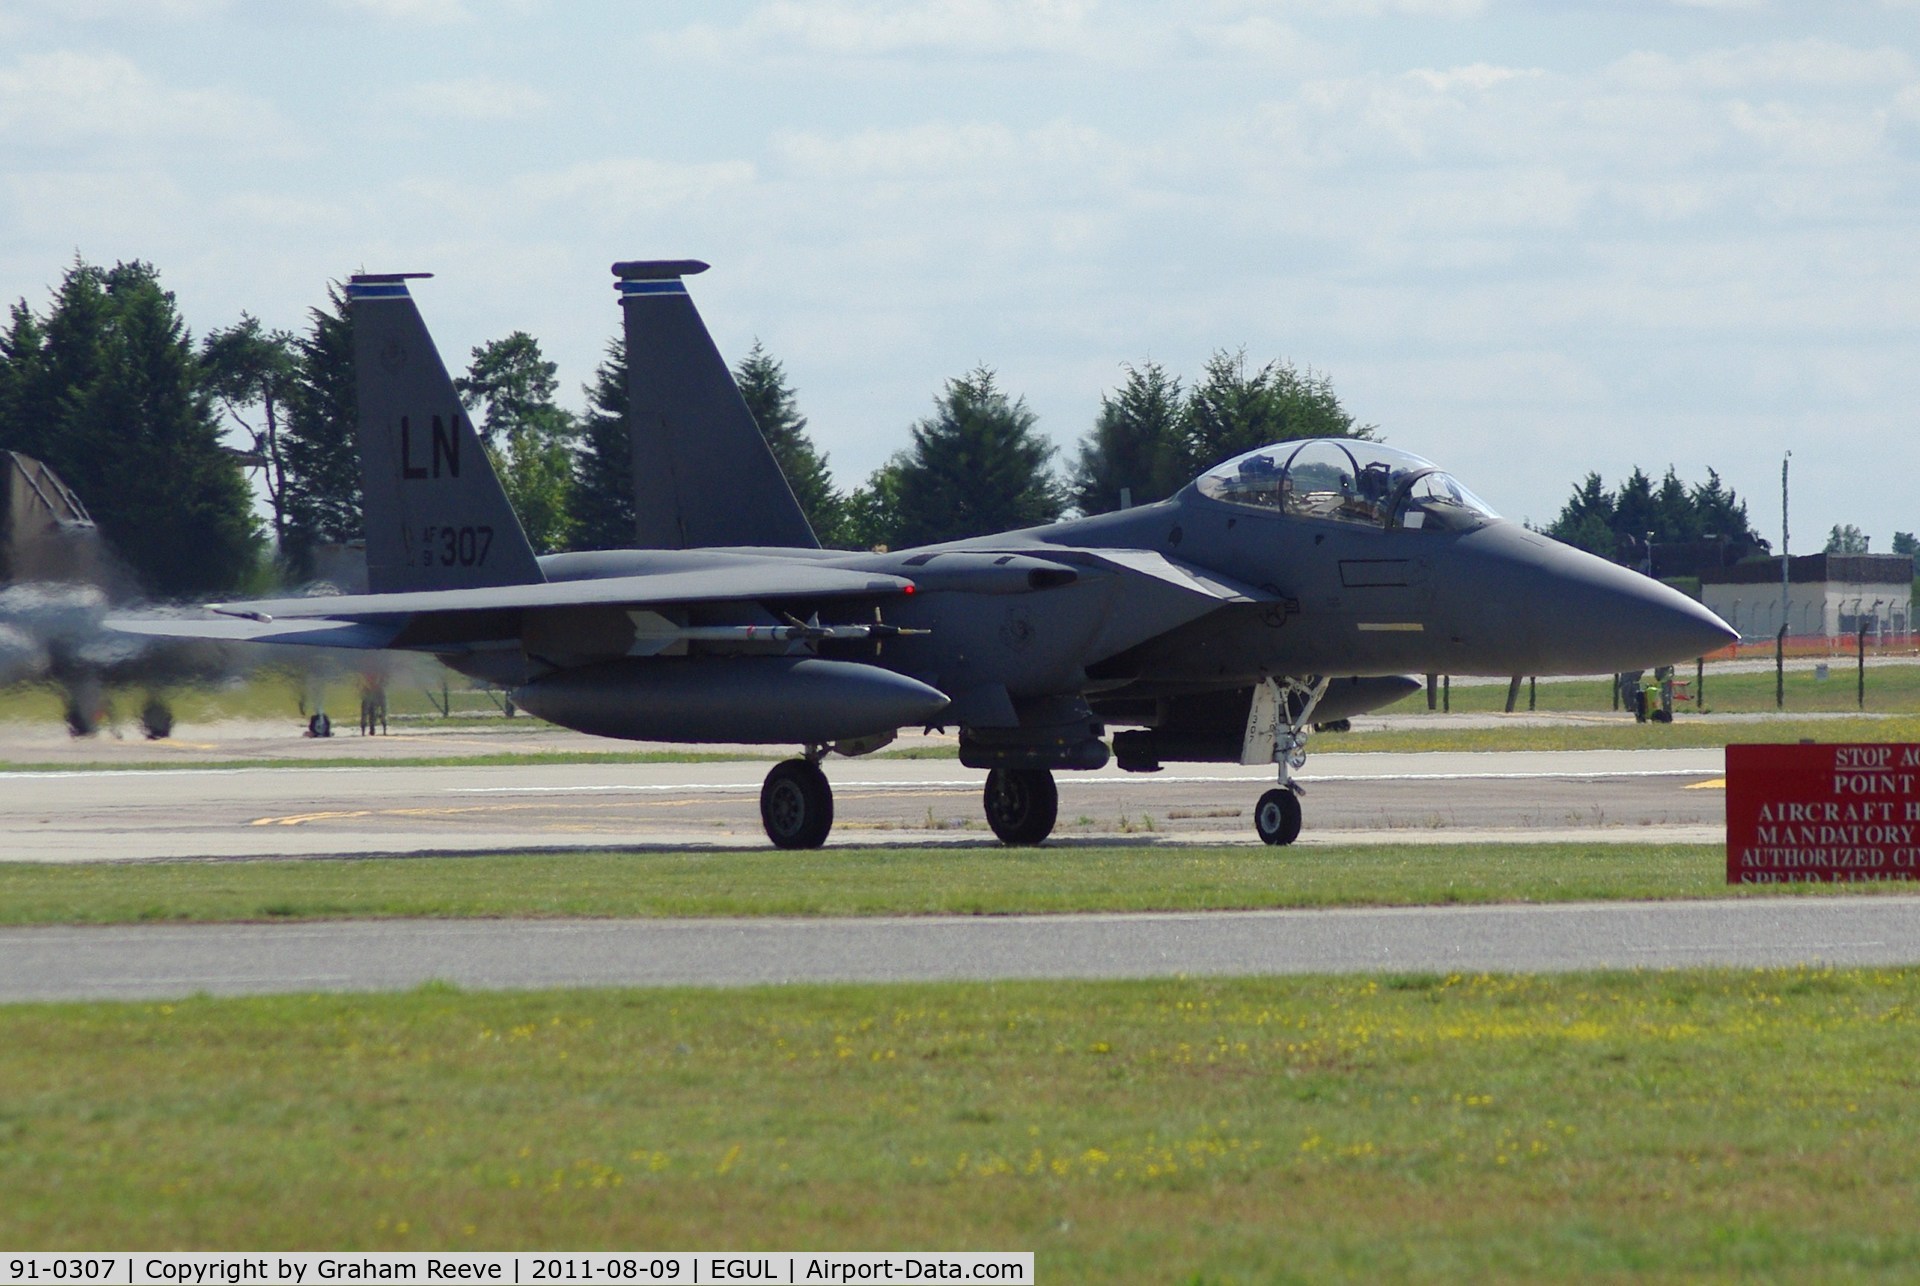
[
  {"xmin": 348, "ymin": 274, "xmax": 543, "ymax": 593},
  {"xmin": 615, "ymin": 260, "xmax": 819, "ymax": 550}
]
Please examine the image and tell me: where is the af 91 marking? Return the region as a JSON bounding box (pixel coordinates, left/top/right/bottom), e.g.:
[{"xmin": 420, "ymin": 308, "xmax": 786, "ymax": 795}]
[{"xmin": 7, "ymin": 1259, "xmax": 119, "ymax": 1281}]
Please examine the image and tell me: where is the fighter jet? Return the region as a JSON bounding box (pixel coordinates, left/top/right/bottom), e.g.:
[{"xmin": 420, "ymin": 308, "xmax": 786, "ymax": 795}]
[{"xmin": 113, "ymin": 263, "xmax": 1735, "ymax": 848}]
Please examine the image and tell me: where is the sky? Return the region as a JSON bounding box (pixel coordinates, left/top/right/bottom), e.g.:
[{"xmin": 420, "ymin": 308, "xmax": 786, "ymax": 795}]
[{"xmin": 2, "ymin": 0, "xmax": 1916, "ymax": 551}]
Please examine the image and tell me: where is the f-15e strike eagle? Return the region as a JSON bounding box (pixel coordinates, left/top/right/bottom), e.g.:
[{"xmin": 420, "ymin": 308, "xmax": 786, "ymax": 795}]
[{"xmin": 114, "ymin": 262, "xmax": 1735, "ymax": 848}]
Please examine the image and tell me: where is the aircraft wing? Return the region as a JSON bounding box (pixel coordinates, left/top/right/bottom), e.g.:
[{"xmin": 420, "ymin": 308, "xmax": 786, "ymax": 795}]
[
  {"xmin": 105, "ymin": 617, "xmax": 407, "ymax": 650},
  {"xmin": 206, "ymin": 565, "xmax": 916, "ymax": 623},
  {"xmin": 1024, "ymin": 547, "xmax": 1281, "ymax": 664},
  {"xmin": 1058, "ymin": 548, "xmax": 1272, "ymax": 604}
]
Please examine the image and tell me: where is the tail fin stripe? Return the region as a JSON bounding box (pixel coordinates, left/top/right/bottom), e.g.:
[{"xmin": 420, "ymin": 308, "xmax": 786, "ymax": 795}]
[{"xmin": 619, "ymin": 280, "xmax": 689, "ymax": 298}]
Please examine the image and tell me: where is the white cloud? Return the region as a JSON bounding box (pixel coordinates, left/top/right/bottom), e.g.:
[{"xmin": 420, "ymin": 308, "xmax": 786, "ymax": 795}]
[
  {"xmin": 1407, "ymin": 63, "xmax": 1545, "ymax": 93},
  {"xmin": 1725, "ymin": 98, "xmax": 1887, "ymax": 164},
  {"xmin": 512, "ymin": 158, "xmax": 759, "ymax": 222},
  {"xmin": 332, "ymin": 0, "xmax": 469, "ymax": 22},
  {"xmin": 0, "ymin": 50, "xmax": 289, "ymax": 150},
  {"xmin": 10, "ymin": 0, "xmax": 233, "ymax": 21},
  {"xmin": 397, "ymin": 77, "xmax": 548, "ymax": 121},
  {"xmin": 674, "ymin": 0, "xmax": 1104, "ymax": 60},
  {"xmin": 1611, "ymin": 40, "xmax": 1914, "ymax": 92},
  {"xmin": 773, "ymin": 119, "xmax": 1115, "ymax": 180}
]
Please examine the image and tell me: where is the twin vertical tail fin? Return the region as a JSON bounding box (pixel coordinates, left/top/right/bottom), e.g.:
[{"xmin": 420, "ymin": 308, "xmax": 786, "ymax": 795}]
[
  {"xmin": 615, "ymin": 260, "xmax": 819, "ymax": 550},
  {"xmin": 348, "ymin": 274, "xmax": 543, "ymax": 593}
]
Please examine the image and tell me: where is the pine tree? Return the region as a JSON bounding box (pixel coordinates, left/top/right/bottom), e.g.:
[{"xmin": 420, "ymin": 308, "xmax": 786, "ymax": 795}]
[
  {"xmin": 890, "ymin": 367, "xmax": 1062, "ymax": 548},
  {"xmin": 1545, "ymin": 473, "xmax": 1618, "ymax": 558},
  {"xmin": 280, "ymin": 283, "xmax": 362, "ymax": 571},
  {"xmin": 1654, "ymin": 467, "xmax": 1700, "ymax": 543},
  {"xmin": 1071, "ymin": 361, "xmax": 1183, "ymax": 515},
  {"xmin": 1177, "ymin": 349, "xmax": 1373, "ymax": 477},
  {"xmin": 733, "ymin": 341, "xmax": 842, "ymax": 545},
  {"xmin": 1825, "ymin": 524, "xmax": 1870, "ymax": 554},
  {"xmin": 73, "ymin": 262, "xmax": 260, "ymax": 597},
  {"xmin": 568, "ymin": 338, "xmax": 634, "ymax": 551},
  {"xmin": 0, "ymin": 301, "xmax": 49, "ymax": 461},
  {"xmin": 1547, "ymin": 465, "xmax": 1770, "ymax": 565},
  {"xmin": 842, "ymin": 462, "xmax": 905, "ymax": 551},
  {"xmin": 457, "ymin": 331, "xmax": 577, "ymax": 554},
  {"xmin": 7, "ymin": 260, "xmax": 112, "ymax": 481},
  {"xmin": 1690, "ymin": 469, "xmax": 1768, "ymax": 560}
]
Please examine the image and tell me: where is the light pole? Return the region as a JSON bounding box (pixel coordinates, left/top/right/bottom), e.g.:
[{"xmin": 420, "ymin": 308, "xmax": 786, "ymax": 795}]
[{"xmin": 1781, "ymin": 451, "xmax": 1791, "ymax": 640}]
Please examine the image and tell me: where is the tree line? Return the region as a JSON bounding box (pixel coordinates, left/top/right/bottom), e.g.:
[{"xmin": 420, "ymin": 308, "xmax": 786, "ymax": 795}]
[
  {"xmin": 0, "ymin": 258, "xmax": 1377, "ymax": 598},
  {"xmin": 1543, "ymin": 467, "xmax": 1772, "ymax": 567}
]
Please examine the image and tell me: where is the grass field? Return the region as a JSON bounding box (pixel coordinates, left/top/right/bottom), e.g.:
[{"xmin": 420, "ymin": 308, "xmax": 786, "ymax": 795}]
[
  {"xmin": 1321, "ymin": 713, "xmax": 1920, "ymax": 754},
  {"xmin": 0, "ymin": 842, "xmax": 1903, "ymax": 927},
  {"xmin": 5, "ymin": 969, "xmax": 1919, "ymax": 1278},
  {"xmin": 1379, "ymin": 662, "xmax": 1920, "ymax": 717}
]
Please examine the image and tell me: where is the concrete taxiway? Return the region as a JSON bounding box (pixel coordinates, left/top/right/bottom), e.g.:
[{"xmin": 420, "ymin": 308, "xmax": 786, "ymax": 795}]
[
  {"xmin": 0, "ymin": 746, "xmax": 1727, "ymax": 862},
  {"xmin": 2, "ymin": 898, "xmax": 1916, "ymax": 1002}
]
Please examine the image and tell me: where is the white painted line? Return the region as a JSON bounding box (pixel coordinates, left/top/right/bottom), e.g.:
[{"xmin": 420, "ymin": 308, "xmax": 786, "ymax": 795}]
[{"xmin": 445, "ymin": 768, "xmax": 1720, "ymax": 795}]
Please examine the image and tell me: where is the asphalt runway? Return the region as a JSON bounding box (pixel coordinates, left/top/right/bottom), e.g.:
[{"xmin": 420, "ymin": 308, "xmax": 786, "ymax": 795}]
[
  {"xmin": 0, "ymin": 747, "xmax": 1727, "ymax": 861},
  {"xmin": 4, "ymin": 898, "xmax": 1918, "ymax": 1002}
]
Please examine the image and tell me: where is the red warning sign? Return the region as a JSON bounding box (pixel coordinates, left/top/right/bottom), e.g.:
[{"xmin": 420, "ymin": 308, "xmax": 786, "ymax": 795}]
[{"xmin": 1726, "ymin": 743, "xmax": 1920, "ymax": 884}]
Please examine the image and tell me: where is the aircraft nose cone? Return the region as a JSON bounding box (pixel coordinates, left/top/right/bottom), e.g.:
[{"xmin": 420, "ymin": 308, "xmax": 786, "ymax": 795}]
[
  {"xmin": 1582, "ymin": 565, "xmax": 1738, "ymax": 668},
  {"xmin": 1445, "ymin": 524, "xmax": 1737, "ymax": 674}
]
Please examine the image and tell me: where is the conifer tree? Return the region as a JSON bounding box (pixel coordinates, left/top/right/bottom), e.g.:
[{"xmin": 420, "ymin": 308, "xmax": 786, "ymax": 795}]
[
  {"xmin": 72, "ymin": 262, "xmax": 259, "ymax": 596},
  {"xmin": 889, "ymin": 367, "xmax": 1062, "ymax": 549},
  {"xmin": 1179, "ymin": 348, "xmax": 1373, "ymax": 477},
  {"xmin": 733, "ymin": 341, "xmax": 842, "ymax": 545},
  {"xmin": 1070, "ymin": 361, "xmax": 1184, "ymax": 515},
  {"xmin": 568, "ymin": 338, "xmax": 634, "ymax": 551},
  {"xmin": 457, "ymin": 331, "xmax": 577, "ymax": 554},
  {"xmin": 280, "ymin": 283, "xmax": 362, "ymax": 571}
]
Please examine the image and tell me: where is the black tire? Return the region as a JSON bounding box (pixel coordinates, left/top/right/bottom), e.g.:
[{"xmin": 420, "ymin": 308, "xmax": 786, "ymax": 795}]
[
  {"xmin": 760, "ymin": 759, "xmax": 834, "ymax": 850},
  {"xmin": 1255, "ymin": 788, "xmax": 1303, "ymax": 846},
  {"xmin": 140, "ymin": 697, "xmax": 174, "ymax": 740},
  {"xmin": 984, "ymin": 768, "xmax": 1058, "ymax": 846}
]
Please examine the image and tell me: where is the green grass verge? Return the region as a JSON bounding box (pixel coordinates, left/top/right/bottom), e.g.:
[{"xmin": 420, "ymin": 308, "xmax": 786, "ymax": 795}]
[
  {"xmin": 5, "ymin": 970, "xmax": 1919, "ymax": 1277},
  {"xmin": 1326, "ymin": 714, "xmax": 1920, "ymax": 754},
  {"xmin": 2, "ymin": 843, "xmax": 1904, "ymax": 927},
  {"xmin": 1382, "ymin": 663, "xmax": 1920, "ymax": 716}
]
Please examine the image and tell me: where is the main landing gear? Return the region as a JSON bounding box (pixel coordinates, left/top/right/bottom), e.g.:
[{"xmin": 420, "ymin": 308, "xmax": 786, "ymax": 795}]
[
  {"xmin": 1247, "ymin": 675, "xmax": 1327, "ymax": 847},
  {"xmin": 760, "ymin": 754, "xmax": 834, "ymax": 849},
  {"xmin": 757, "ymin": 752, "xmax": 1064, "ymax": 849},
  {"xmin": 983, "ymin": 767, "xmax": 1058, "ymax": 846}
]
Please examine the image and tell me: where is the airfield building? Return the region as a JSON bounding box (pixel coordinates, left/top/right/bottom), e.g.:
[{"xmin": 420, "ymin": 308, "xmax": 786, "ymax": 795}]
[{"xmin": 1700, "ymin": 553, "xmax": 1913, "ymax": 641}]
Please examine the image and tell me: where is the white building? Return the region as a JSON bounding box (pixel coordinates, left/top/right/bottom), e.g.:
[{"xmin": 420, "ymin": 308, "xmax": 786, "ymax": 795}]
[{"xmin": 1700, "ymin": 553, "xmax": 1913, "ymax": 641}]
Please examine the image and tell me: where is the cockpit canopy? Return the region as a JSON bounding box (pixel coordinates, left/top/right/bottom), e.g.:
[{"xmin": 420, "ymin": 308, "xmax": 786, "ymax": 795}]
[{"xmin": 1194, "ymin": 439, "xmax": 1500, "ymax": 533}]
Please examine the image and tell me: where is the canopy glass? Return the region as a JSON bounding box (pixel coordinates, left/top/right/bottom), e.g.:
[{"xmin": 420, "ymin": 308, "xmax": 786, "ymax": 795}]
[{"xmin": 1195, "ymin": 439, "xmax": 1500, "ymax": 532}]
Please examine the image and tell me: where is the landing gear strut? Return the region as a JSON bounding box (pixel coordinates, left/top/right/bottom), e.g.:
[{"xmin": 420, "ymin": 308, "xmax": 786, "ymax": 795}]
[
  {"xmin": 983, "ymin": 767, "xmax": 1057, "ymax": 846},
  {"xmin": 1247, "ymin": 676, "xmax": 1327, "ymax": 846},
  {"xmin": 760, "ymin": 753, "xmax": 834, "ymax": 849}
]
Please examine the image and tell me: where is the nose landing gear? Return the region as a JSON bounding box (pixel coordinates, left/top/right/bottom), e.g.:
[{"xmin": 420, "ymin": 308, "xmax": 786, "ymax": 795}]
[{"xmin": 1247, "ymin": 675, "xmax": 1326, "ymax": 846}]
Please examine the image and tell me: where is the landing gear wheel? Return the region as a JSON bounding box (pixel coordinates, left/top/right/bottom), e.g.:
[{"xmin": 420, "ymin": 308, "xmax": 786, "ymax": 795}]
[
  {"xmin": 984, "ymin": 768, "xmax": 1058, "ymax": 846},
  {"xmin": 1255, "ymin": 788, "xmax": 1303, "ymax": 846},
  {"xmin": 761, "ymin": 759, "xmax": 834, "ymax": 850}
]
